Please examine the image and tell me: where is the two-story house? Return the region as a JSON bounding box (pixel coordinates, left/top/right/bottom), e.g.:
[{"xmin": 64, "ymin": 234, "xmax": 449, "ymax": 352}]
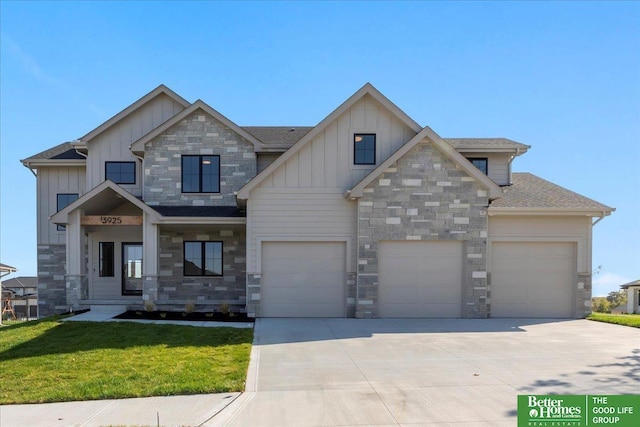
[{"xmin": 21, "ymin": 83, "xmax": 613, "ymax": 319}]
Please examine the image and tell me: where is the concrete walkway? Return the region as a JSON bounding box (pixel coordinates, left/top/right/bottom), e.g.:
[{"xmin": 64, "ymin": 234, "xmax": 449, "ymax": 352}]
[{"xmin": 1, "ymin": 317, "xmax": 638, "ymax": 426}]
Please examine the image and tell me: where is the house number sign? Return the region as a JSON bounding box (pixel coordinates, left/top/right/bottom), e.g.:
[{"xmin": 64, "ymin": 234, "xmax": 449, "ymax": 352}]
[{"xmin": 81, "ymin": 215, "xmax": 143, "ymax": 226}]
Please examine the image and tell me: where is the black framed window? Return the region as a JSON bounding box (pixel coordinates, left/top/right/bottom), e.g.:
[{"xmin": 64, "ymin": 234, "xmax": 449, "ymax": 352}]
[
  {"xmin": 182, "ymin": 155, "xmax": 220, "ymax": 193},
  {"xmin": 184, "ymin": 241, "xmax": 223, "ymax": 276},
  {"xmin": 56, "ymin": 193, "xmax": 79, "ymax": 231},
  {"xmin": 354, "ymin": 134, "xmax": 376, "ymax": 165},
  {"xmin": 99, "ymin": 242, "xmax": 115, "ymax": 277},
  {"xmin": 467, "ymin": 158, "xmax": 488, "ymax": 175},
  {"xmin": 105, "ymin": 162, "xmax": 136, "ymax": 184}
]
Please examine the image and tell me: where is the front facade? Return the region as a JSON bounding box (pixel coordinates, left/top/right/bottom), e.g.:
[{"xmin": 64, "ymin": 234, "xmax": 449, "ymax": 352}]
[{"xmin": 22, "ymin": 84, "xmax": 614, "ymax": 319}]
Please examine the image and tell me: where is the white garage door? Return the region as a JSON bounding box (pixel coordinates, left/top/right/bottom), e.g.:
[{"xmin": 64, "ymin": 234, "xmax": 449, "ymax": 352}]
[
  {"xmin": 379, "ymin": 241, "xmax": 463, "ymax": 318},
  {"xmin": 491, "ymin": 242, "xmax": 575, "ymax": 318},
  {"xmin": 262, "ymin": 242, "xmax": 345, "ymax": 317}
]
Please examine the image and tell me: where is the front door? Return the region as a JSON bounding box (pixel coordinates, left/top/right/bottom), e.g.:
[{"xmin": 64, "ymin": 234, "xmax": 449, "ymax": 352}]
[{"xmin": 122, "ymin": 243, "xmax": 143, "ymax": 295}]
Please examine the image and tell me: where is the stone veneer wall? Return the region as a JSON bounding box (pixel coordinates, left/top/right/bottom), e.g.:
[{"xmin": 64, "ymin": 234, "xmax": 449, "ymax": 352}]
[
  {"xmin": 577, "ymin": 273, "xmax": 592, "ymax": 318},
  {"xmin": 357, "ymin": 141, "xmax": 490, "ymax": 319},
  {"xmin": 37, "ymin": 244, "xmax": 67, "ymax": 317},
  {"xmin": 143, "ymin": 110, "xmax": 257, "ymax": 206},
  {"xmin": 156, "ymin": 226, "xmax": 246, "ymax": 312}
]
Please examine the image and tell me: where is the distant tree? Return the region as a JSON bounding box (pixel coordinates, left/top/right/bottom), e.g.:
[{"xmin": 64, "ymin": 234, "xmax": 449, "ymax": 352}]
[
  {"xmin": 606, "ymin": 291, "xmax": 628, "ymax": 309},
  {"xmin": 592, "ymin": 297, "xmax": 611, "ymax": 313}
]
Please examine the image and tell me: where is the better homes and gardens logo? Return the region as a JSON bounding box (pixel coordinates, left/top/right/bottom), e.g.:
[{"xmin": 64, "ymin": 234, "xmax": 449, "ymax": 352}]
[{"xmin": 518, "ymin": 395, "xmax": 640, "ymax": 427}]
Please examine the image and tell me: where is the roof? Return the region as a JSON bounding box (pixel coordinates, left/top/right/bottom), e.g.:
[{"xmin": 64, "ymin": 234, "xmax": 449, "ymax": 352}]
[
  {"xmin": 21, "ymin": 142, "xmax": 85, "ymax": 163},
  {"xmin": 445, "ymin": 138, "xmax": 530, "ymax": 152},
  {"xmin": 242, "ymin": 126, "xmax": 313, "ymax": 147},
  {"xmin": 349, "ymin": 127, "xmax": 503, "ymax": 199},
  {"xmin": 489, "ymin": 173, "xmax": 614, "ymax": 213},
  {"xmin": 130, "ymin": 100, "xmax": 265, "ymax": 153},
  {"xmin": 1, "ymin": 277, "xmax": 37, "ymax": 289},
  {"xmin": 151, "ymin": 206, "xmax": 245, "ymax": 217},
  {"xmin": 621, "ymin": 279, "xmax": 640, "ymax": 289},
  {"xmin": 0, "ymin": 263, "xmax": 17, "ymax": 273}
]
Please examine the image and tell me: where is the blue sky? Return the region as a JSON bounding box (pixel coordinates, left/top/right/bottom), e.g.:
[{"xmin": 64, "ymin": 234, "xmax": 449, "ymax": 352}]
[{"xmin": 1, "ymin": 1, "xmax": 638, "ymax": 296}]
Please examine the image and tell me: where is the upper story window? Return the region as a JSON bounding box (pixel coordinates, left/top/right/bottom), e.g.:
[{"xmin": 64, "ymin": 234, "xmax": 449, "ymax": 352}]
[
  {"xmin": 105, "ymin": 162, "xmax": 136, "ymax": 184},
  {"xmin": 354, "ymin": 134, "xmax": 376, "ymax": 165},
  {"xmin": 184, "ymin": 241, "xmax": 223, "ymax": 276},
  {"xmin": 182, "ymin": 155, "xmax": 220, "ymax": 193},
  {"xmin": 467, "ymin": 158, "xmax": 488, "ymax": 175},
  {"xmin": 56, "ymin": 193, "xmax": 78, "ymax": 231}
]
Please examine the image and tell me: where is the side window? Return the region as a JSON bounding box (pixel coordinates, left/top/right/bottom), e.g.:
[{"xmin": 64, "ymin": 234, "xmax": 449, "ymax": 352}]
[
  {"xmin": 181, "ymin": 155, "xmax": 220, "ymax": 193},
  {"xmin": 354, "ymin": 134, "xmax": 376, "ymax": 165},
  {"xmin": 184, "ymin": 241, "xmax": 223, "ymax": 276},
  {"xmin": 467, "ymin": 158, "xmax": 488, "ymax": 175},
  {"xmin": 99, "ymin": 242, "xmax": 115, "ymax": 277},
  {"xmin": 56, "ymin": 193, "xmax": 79, "ymax": 231},
  {"xmin": 105, "ymin": 162, "xmax": 136, "ymax": 184}
]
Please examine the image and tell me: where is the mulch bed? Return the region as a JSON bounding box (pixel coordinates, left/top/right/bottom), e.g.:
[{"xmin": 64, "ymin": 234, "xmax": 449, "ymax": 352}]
[{"xmin": 113, "ymin": 310, "xmax": 254, "ymax": 323}]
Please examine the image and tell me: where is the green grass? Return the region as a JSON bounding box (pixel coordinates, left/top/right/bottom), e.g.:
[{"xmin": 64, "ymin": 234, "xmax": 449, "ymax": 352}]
[
  {"xmin": 0, "ymin": 316, "xmax": 253, "ymax": 404},
  {"xmin": 587, "ymin": 312, "xmax": 640, "ymax": 328}
]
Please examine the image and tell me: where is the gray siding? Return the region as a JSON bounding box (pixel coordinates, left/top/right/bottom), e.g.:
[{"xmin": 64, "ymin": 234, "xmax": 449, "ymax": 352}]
[
  {"xmin": 37, "ymin": 166, "xmax": 86, "ymax": 244},
  {"xmin": 86, "ymin": 93, "xmax": 184, "ymax": 195}
]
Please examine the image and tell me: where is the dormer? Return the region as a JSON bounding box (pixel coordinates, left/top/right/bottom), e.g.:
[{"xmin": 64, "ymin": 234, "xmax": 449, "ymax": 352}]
[{"xmin": 445, "ymin": 138, "xmax": 530, "ymax": 186}]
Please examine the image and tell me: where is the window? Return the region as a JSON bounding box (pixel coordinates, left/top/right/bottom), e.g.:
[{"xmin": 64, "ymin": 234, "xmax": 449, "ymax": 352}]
[
  {"xmin": 354, "ymin": 134, "xmax": 376, "ymax": 165},
  {"xmin": 56, "ymin": 193, "xmax": 79, "ymax": 231},
  {"xmin": 182, "ymin": 155, "xmax": 220, "ymax": 193},
  {"xmin": 467, "ymin": 158, "xmax": 488, "ymax": 175},
  {"xmin": 99, "ymin": 242, "xmax": 115, "ymax": 277},
  {"xmin": 184, "ymin": 241, "xmax": 223, "ymax": 276},
  {"xmin": 105, "ymin": 162, "xmax": 136, "ymax": 184}
]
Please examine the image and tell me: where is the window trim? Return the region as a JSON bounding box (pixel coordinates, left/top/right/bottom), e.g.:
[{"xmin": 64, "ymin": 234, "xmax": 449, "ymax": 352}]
[
  {"xmin": 56, "ymin": 193, "xmax": 79, "ymax": 231},
  {"xmin": 105, "ymin": 161, "xmax": 136, "ymax": 185},
  {"xmin": 353, "ymin": 133, "xmax": 377, "ymax": 165},
  {"xmin": 183, "ymin": 241, "xmax": 223, "ymax": 277},
  {"xmin": 99, "ymin": 242, "xmax": 115, "ymax": 277},
  {"xmin": 181, "ymin": 155, "xmax": 221, "ymax": 194},
  {"xmin": 466, "ymin": 157, "xmax": 489, "ymax": 175}
]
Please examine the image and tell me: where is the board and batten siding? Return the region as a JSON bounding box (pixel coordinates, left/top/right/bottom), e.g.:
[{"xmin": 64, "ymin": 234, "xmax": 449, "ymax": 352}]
[
  {"xmin": 37, "ymin": 166, "xmax": 86, "ymax": 244},
  {"xmin": 256, "ymin": 94, "xmax": 417, "ymax": 190},
  {"xmin": 247, "ymin": 189, "xmax": 357, "ymax": 273},
  {"xmin": 86, "ymin": 94, "xmax": 184, "ymax": 195},
  {"xmin": 488, "ymin": 216, "xmax": 592, "ymax": 274},
  {"xmin": 458, "ymin": 152, "xmax": 511, "ymax": 186},
  {"xmin": 247, "ymin": 94, "xmax": 418, "ymax": 275}
]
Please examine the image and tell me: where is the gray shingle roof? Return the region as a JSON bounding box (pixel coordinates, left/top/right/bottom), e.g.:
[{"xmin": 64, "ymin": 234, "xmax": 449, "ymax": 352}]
[
  {"xmin": 151, "ymin": 206, "xmax": 245, "ymax": 217},
  {"xmin": 2, "ymin": 277, "xmax": 37, "ymax": 289},
  {"xmin": 621, "ymin": 279, "xmax": 640, "ymax": 289},
  {"xmin": 491, "ymin": 173, "xmax": 613, "ymax": 210},
  {"xmin": 445, "ymin": 138, "xmax": 530, "ymax": 151},
  {"xmin": 242, "ymin": 126, "xmax": 313, "ymax": 146},
  {"xmin": 22, "ymin": 142, "xmax": 85, "ymax": 161}
]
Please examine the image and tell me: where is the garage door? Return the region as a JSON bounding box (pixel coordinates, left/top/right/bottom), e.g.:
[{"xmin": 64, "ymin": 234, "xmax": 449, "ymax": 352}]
[
  {"xmin": 262, "ymin": 242, "xmax": 345, "ymax": 317},
  {"xmin": 379, "ymin": 241, "xmax": 463, "ymax": 318},
  {"xmin": 491, "ymin": 242, "xmax": 574, "ymax": 318}
]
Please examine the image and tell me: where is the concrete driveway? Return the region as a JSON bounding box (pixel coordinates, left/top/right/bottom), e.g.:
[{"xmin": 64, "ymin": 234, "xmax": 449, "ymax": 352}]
[{"xmin": 213, "ymin": 318, "xmax": 639, "ymax": 426}]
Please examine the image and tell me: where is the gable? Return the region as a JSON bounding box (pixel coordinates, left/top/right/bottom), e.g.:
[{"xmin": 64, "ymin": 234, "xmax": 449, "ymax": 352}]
[{"xmin": 238, "ymin": 84, "xmax": 422, "ymax": 198}]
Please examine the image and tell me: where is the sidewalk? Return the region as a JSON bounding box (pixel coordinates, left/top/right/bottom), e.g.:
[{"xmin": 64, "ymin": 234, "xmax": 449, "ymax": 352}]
[{"xmin": 0, "ymin": 393, "xmax": 240, "ymax": 427}]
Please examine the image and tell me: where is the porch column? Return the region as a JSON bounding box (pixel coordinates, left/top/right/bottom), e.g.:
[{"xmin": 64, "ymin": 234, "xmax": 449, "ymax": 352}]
[
  {"xmin": 142, "ymin": 212, "xmax": 159, "ymax": 306},
  {"xmin": 65, "ymin": 210, "xmax": 87, "ymax": 310}
]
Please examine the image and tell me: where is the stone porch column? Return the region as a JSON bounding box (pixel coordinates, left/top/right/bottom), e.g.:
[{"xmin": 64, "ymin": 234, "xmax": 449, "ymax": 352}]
[
  {"xmin": 65, "ymin": 210, "xmax": 86, "ymax": 310},
  {"xmin": 142, "ymin": 212, "xmax": 159, "ymax": 305}
]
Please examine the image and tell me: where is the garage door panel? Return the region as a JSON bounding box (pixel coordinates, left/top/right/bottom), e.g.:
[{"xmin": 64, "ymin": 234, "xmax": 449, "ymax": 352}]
[
  {"xmin": 262, "ymin": 242, "xmax": 345, "ymax": 317},
  {"xmin": 491, "ymin": 242, "xmax": 574, "ymax": 318},
  {"xmin": 379, "ymin": 241, "xmax": 463, "ymax": 318}
]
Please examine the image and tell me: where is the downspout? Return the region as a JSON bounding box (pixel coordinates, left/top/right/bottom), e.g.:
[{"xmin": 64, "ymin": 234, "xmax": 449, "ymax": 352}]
[
  {"xmin": 132, "ymin": 152, "xmax": 145, "ymax": 198},
  {"xmin": 507, "ymin": 148, "xmax": 520, "ymax": 185},
  {"xmin": 23, "ymin": 163, "xmax": 37, "ymax": 177},
  {"xmin": 592, "ymin": 212, "xmax": 607, "ymax": 226}
]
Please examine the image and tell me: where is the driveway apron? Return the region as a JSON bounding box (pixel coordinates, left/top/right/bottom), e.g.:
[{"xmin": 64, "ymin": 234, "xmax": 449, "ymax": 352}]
[{"xmin": 216, "ymin": 318, "xmax": 640, "ymax": 427}]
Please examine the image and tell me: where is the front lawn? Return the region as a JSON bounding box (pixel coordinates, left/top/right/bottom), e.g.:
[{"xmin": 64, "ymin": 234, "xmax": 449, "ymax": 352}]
[
  {"xmin": 0, "ymin": 316, "xmax": 253, "ymax": 404},
  {"xmin": 587, "ymin": 312, "xmax": 640, "ymax": 328}
]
